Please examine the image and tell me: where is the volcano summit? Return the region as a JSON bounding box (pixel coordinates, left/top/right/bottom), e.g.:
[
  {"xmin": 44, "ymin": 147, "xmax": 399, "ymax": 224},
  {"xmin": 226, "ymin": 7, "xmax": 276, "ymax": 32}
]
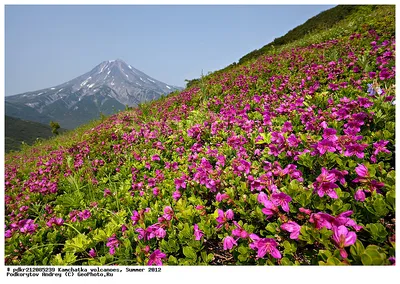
[{"xmin": 5, "ymin": 59, "xmax": 182, "ymax": 129}]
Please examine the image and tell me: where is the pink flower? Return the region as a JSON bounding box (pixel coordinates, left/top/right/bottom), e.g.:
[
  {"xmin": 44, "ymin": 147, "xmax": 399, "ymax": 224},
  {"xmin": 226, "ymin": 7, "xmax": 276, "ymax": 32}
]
[
  {"xmin": 322, "ymin": 128, "xmax": 338, "ymax": 142},
  {"xmin": 223, "ymin": 236, "xmax": 237, "ymax": 250},
  {"xmin": 106, "ymin": 235, "xmax": 119, "ymax": 255},
  {"xmin": 329, "ymin": 169, "xmax": 348, "ymax": 185},
  {"xmin": 316, "ymin": 182, "xmax": 339, "ymax": 199},
  {"xmin": 370, "ymin": 180, "xmax": 385, "ymax": 192},
  {"xmin": 333, "ymin": 211, "xmax": 363, "ymax": 232},
  {"xmin": 216, "ymin": 192, "xmax": 229, "ymax": 202},
  {"xmin": 271, "ymin": 192, "xmax": 292, "ymax": 212},
  {"xmin": 18, "ymin": 219, "xmax": 37, "ymax": 234},
  {"xmin": 280, "ymin": 221, "xmax": 301, "ymax": 240},
  {"xmin": 353, "ymin": 164, "xmax": 370, "ymax": 183},
  {"xmin": 216, "ymin": 209, "xmax": 233, "ymax": 228},
  {"xmin": 344, "ymin": 143, "xmax": 368, "ymax": 158},
  {"xmin": 314, "ymin": 168, "xmax": 339, "ymax": 199},
  {"xmin": 216, "ymin": 210, "xmax": 225, "ymax": 223},
  {"xmin": 233, "ymin": 159, "xmax": 251, "ymax": 175},
  {"xmin": 172, "ymin": 190, "xmax": 181, "ymax": 200},
  {"xmin": 146, "ymin": 224, "xmax": 166, "ymax": 239},
  {"xmin": 19, "ymin": 205, "xmax": 29, "ymax": 212},
  {"xmin": 309, "ymin": 212, "xmax": 335, "ymax": 230},
  {"xmin": 136, "ymin": 228, "xmax": 147, "ymax": 241},
  {"xmin": 355, "ymin": 164, "xmax": 369, "ymax": 178},
  {"xmin": 5, "ymin": 230, "xmax": 12, "ymax": 238},
  {"xmin": 162, "ymin": 206, "xmax": 174, "ymax": 221},
  {"xmin": 143, "ymin": 245, "xmax": 150, "ymax": 254},
  {"xmin": 154, "ymin": 227, "xmax": 166, "ymax": 239},
  {"xmin": 47, "ymin": 217, "xmax": 64, "ymax": 227},
  {"xmin": 69, "ymin": 210, "xmax": 78, "ymax": 222},
  {"xmin": 88, "ymin": 249, "xmax": 96, "ymax": 258},
  {"xmin": 373, "ymin": 140, "xmax": 390, "ymax": 155},
  {"xmin": 257, "ymin": 192, "xmax": 269, "ymax": 206},
  {"xmin": 332, "ymin": 225, "xmax": 357, "ymax": 258},
  {"xmin": 174, "ymin": 177, "xmax": 187, "ymax": 190},
  {"xmin": 216, "ymin": 155, "xmax": 226, "ymax": 167},
  {"xmin": 194, "ymin": 224, "xmax": 204, "ymax": 240},
  {"xmin": 151, "ymin": 154, "xmax": 160, "ymax": 161},
  {"xmin": 282, "ymin": 121, "xmax": 293, "ymax": 133},
  {"xmin": 152, "ymin": 187, "xmax": 159, "ymax": 196},
  {"xmin": 232, "ymin": 221, "xmax": 248, "ymax": 239},
  {"xmin": 316, "ymin": 168, "xmax": 337, "ymax": 183},
  {"xmin": 371, "ymin": 140, "xmax": 391, "ymax": 163},
  {"xmin": 250, "ymin": 236, "xmax": 281, "ymax": 259},
  {"xmin": 148, "ymin": 249, "xmax": 166, "ymax": 266},
  {"xmin": 79, "ymin": 210, "xmax": 91, "ymax": 220},
  {"xmin": 226, "ymin": 209, "xmax": 234, "ymax": 220},
  {"xmin": 316, "ymin": 139, "xmax": 336, "ymax": 155},
  {"xmin": 354, "ymin": 190, "xmax": 366, "ymax": 202},
  {"xmin": 131, "ymin": 210, "xmax": 140, "ymax": 225},
  {"xmin": 249, "ymin": 233, "xmax": 261, "ymax": 250},
  {"xmin": 299, "ymin": 207, "xmax": 312, "ymax": 215},
  {"xmin": 287, "ymin": 134, "xmax": 300, "ymax": 147},
  {"xmin": 389, "ymin": 257, "xmax": 395, "ymax": 265},
  {"xmin": 261, "ymin": 200, "xmax": 279, "ymax": 218}
]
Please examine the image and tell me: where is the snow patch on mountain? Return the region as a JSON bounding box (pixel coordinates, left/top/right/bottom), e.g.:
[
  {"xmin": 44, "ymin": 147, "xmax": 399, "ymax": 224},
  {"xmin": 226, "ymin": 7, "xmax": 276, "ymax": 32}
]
[{"xmin": 5, "ymin": 58, "xmax": 183, "ymax": 129}]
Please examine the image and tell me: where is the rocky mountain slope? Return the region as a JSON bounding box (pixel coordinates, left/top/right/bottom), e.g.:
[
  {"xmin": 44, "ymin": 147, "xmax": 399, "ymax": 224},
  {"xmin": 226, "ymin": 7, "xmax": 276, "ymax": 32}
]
[{"xmin": 5, "ymin": 59, "xmax": 181, "ymax": 129}]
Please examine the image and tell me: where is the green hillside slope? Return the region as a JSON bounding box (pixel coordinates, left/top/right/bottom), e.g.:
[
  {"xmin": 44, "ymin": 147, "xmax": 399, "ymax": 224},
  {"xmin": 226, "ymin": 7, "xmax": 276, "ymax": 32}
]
[{"xmin": 238, "ymin": 5, "xmax": 361, "ymax": 64}]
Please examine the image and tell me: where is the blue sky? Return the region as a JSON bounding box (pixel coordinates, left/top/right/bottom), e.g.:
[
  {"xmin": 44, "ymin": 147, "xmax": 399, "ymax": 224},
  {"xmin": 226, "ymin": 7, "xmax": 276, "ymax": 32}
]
[{"xmin": 5, "ymin": 4, "xmax": 335, "ymax": 96}]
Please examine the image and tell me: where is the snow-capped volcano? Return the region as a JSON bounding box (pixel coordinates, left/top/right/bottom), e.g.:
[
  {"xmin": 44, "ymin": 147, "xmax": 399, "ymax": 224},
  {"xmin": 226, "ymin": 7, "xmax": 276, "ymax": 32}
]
[{"xmin": 5, "ymin": 59, "xmax": 182, "ymax": 129}]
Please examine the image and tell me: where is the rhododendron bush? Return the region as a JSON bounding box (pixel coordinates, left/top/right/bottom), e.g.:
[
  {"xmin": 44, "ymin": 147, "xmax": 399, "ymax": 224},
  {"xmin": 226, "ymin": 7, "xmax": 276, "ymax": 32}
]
[{"xmin": 5, "ymin": 7, "xmax": 395, "ymax": 266}]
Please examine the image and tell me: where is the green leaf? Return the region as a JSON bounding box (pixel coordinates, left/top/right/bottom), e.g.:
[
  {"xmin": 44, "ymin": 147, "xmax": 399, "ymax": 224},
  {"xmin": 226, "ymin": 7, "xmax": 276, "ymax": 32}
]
[
  {"xmin": 51, "ymin": 252, "xmax": 77, "ymax": 265},
  {"xmin": 238, "ymin": 245, "xmax": 248, "ymax": 255},
  {"xmin": 238, "ymin": 254, "xmax": 248, "ymax": 262},
  {"xmin": 51, "ymin": 254, "xmax": 64, "ymax": 265},
  {"xmin": 318, "ymin": 250, "xmax": 332, "ymax": 262},
  {"xmin": 91, "ymin": 229, "xmax": 108, "ymax": 243},
  {"xmin": 299, "ymin": 225, "xmax": 313, "ymax": 244},
  {"xmin": 366, "ymin": 223, "xmax": 388, "ymax": 242},
  {"xmin": 160, "ymin": 239, "xmax": 169, "ymax": 252},
  {"xmin": 372, "ymin": 197, "xmax": 389, "ymax": 217},
  {"xmin": 183, "ymin": 246, "xmax": 197, "ymax": 260},
  {"xmin": 360, "ymin": 253, "xmax": 373, "ymax": 265},
  {"xmin": 47, "ymin": 230, "xmax": 58, "ymax": 243},
  {"xmin": 366, "ymin": 164, "xmax": 376, "ymax": 177},
  {"xmin": 280, "ymin": 257, "xmax": 294, "ymax": 265},
  {"xmin": 265, "ymin": 222, "xmax": 278, "ymax": 234},
  {"xmin": 200, "ymin": 251, "xmax": 208, "ymax": 263},
  {"xmin": 283, "ymin": 240, "xmax": 296, "ymax": 255},
  {"xmin": 295, "ymin": 191, "xmax": 312, "ymax": 207},
  {"xmin": 64, "ymin": 252, "xmax": 77, "ymax": 265},
  {"xmin": 326, "ymin": 256, "xmax": 341, "ymax": 265},
  {"xmin": 360, "ymin": 245, "xmax": 387, "ymax": 265},
  {"xmin": 350, "ymin": 239, "xmax": 365, "ymax": 260},
  {"xmin": 64, "ymin": 234, "xmax": 90, "ymax": 253},
  {"xmin": 168, "ymin": 255, "xmax": 178, "ymax": 265},
  {"xmin": 386, "ymin": 190, "xmax": 395, "ymax": 209},
  {"xmin": 212, "ymin": 209, "xmax": 219, "ymax": 219},
  {"xmin": 297, "ymin": 152, "xmax": 314, "ymax": 169}
]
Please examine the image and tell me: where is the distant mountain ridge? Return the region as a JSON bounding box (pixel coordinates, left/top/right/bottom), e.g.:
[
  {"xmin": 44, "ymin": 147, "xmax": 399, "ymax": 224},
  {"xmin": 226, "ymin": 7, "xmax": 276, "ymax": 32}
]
[{"xmin": 5, "ymin": 59, "xmax": 182, "ymax": 129}]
